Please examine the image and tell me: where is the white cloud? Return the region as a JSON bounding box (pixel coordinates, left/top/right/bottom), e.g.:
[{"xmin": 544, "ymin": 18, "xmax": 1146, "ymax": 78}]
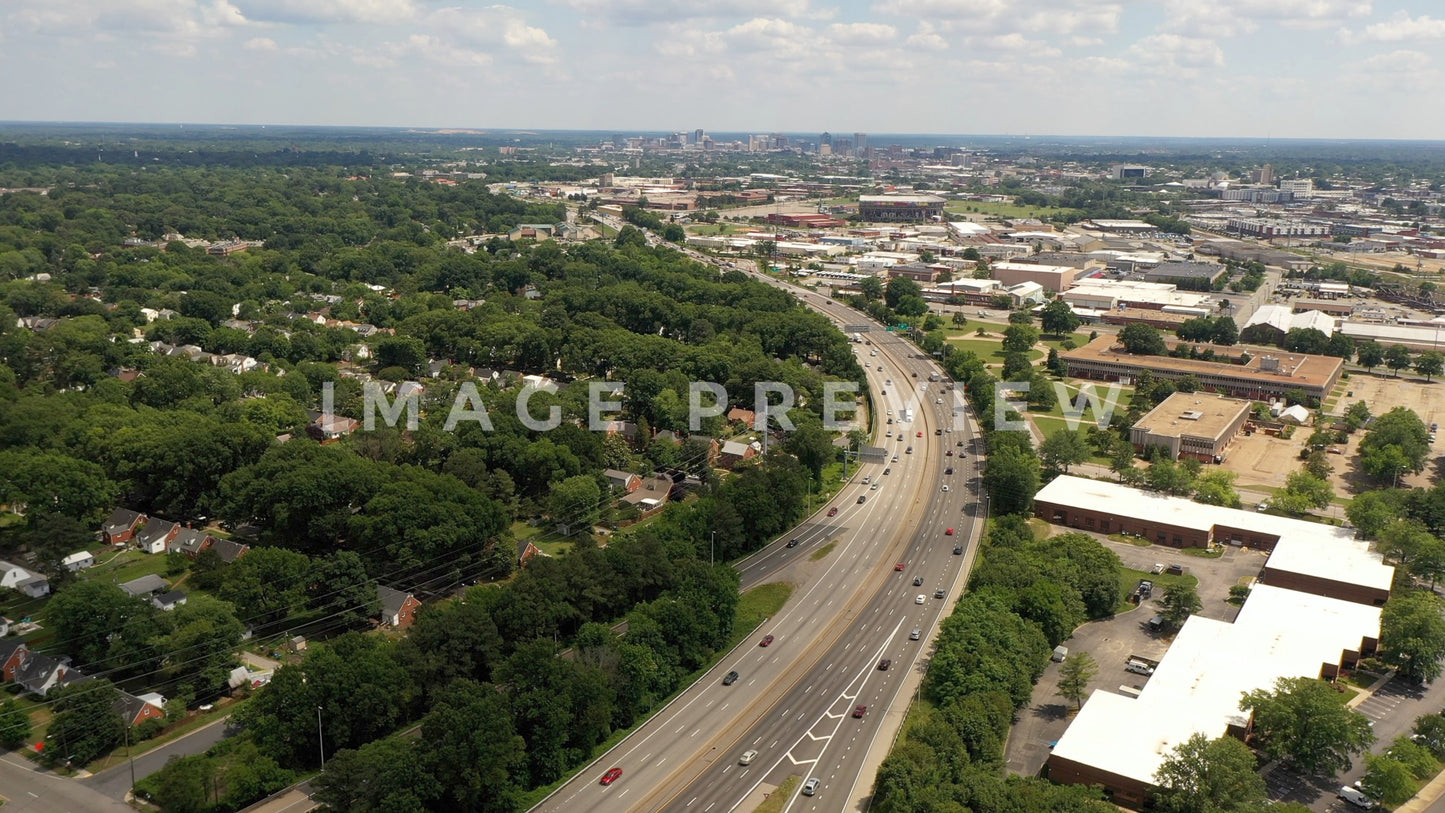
[
  {"xmin": 826, "ymin": 22, "xmax": 897, "ymax": 46},
  {"xmin": 8, "ymin": 0, "xmax": 247, "ymax": 37},
  {"xmin": 1348, "ymin": 48, "xmax": 1433, "ymax": 76},
  {"xmin": 549, "ymin": 0, "xmax": 826, "ymax": 27},
  {"xmin": 230, "ymin": 0, "xmax": 415, "ymax": 24},
  {"xmin": 362, "ymin": 6, "xmax": 557, "ymax": 68},
  {"xmin": 906, "ymin": 31, "xmax": 949, "ymax": 51},
  {"xmin": 243, "ymin": 36, "xmax": 277, "ymax": 50},
  {"xmin": 873, "ymin": 0, "xmax": 1121, "ymax": 35},
  {"xmin": 1351, "ymin": 14, "xmax": 1445, "ymax": 42},
  {"xmin": 1129, "ymin": 33, "xmax": 1225, "ymax": 71},
  {"xmin": 1160, "ymin": 0, "xmax": 1371, "ymax": 36}
]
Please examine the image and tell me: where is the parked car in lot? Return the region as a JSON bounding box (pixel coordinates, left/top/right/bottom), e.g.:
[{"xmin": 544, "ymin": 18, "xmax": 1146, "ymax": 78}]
[
  {"xmin": 1151, "ymin": 563, "xmax": 1165, "ymax": 574},
  {"xmin": 1126, "ymin": 659, "xmax": 1156, "ymax": 675},
  {"xmin": 1337, "ymin": 785, "xmax": 1375, "ymax": 808}
]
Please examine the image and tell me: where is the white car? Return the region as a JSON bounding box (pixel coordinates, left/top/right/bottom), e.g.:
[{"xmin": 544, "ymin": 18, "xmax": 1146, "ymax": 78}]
[
  {"xmin": 915, "ymin": 594, "xmax": 926, "ymax": 604},
  {"xmin": 942, "ymin": 484, "xmax": 950, "ymax": 492}
]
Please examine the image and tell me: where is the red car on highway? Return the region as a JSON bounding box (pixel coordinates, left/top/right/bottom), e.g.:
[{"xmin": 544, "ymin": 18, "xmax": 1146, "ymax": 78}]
[
  {"xmin": 945, "ymin": 528, "xmax": 955, "ymax": 536},
  {"xmin": 827, "ymin": 507, "xmax": 838, "ymax": 517},
  {"xmin": 853, "ymin": 705, "xmax": 867, "ymax": 718},
  {"xmin": 760, "ymin": 634, "xmax": 774, "ymax": 647},
  {"xmin": 600, "ymin": 768, "xmax": 623, "ymax": 785},
  {"xmin": 894, "ymin": 563, "xmax": 906, "ymax": 571}
]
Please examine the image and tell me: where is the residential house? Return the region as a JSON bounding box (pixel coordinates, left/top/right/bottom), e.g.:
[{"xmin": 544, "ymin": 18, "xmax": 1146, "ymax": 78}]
[
  {"xmin": 689, "ymin": 436, "xmax": 722, "ymax": 466},
  {"xmin": 601, "ymin": 420, "xmax": 640, "ymax": 443},
  {"xmin": 167, "ymin": 528, "xmax": 212, "ymax": 559},
  {"xmin": 727, "ymin": 407, "xmax": 757, "ymax": 427},
  {"xmin": 517, "ymin": 538, "xmax": 542, "ymax": 568},
  {"xmin": 377, "ymin": 586, "xmax": 422, "ymax": 629},
  {"xmin": 119, "ymin": 574, "xmax": 170, "ymax": 598},
  {"xmin": 0, "ymin": 559, "xmax": 49, "ymax": 598},
  {"xmin": 207, "ymin": 538, "xmax": 249, "ymax": 563},
  {"xmin": 135, "ymin": 519, "xmax": 180, "ymax": 555},
  {"xmin": 0, "ymin": 639, "xmax": 26, "ymax": 682},
  {"xmin": 114, "ymin": 691, "xmax": 166, "ymax": 727},
  {"xmin": 718, "ymin": 440, "xmax": 758, "ymax": 469},
  {"xmin": 60, "ymin": 551, "xmax": 94, "ymax": 572},
  {"xmin": 102, "ymin": 508, "xmax": 147, "ymax": 545},
  {"xmin": 152, "ymin": 590, "xmax": 188, "ymax": 612},
  {"xmin": 308, "ymin": 413, "xmax": 360, "ymax": 441},
  {"xmin": 15, "ymin": 652, "xmax": 71, "ymax": 697},
  {"xmin": 621, "ymin": 475, "xmax": 673, "ymax": 517},
  {"xmin": 603, "ymin": 469, "xmax": 642, "ymax": 494}
]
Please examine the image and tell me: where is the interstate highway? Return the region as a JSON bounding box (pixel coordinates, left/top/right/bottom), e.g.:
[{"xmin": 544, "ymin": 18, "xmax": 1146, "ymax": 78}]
[{"xmin": 534, "ymin": 262, "xmax": 983, "ymax": 813}]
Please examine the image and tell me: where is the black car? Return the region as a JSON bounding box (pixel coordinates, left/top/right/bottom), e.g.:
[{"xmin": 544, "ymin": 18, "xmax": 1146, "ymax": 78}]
[
  {"xmin": 944, "ymin": 467, "xmax": 953, "ymax": 475},
  {"xmin": 953, "ymin": 545, "xmax": 963, "ymax": 555},
  {"xmin": 786, "ymin": 538, "xmax": 799, "ymax": 548},
  {"xmin": 934, "ymin": 589, "xmax": 946, "ymax": 599},
  {"xmin": 722, "ymin": 670, "xmax": 739, "ymax": 685}
]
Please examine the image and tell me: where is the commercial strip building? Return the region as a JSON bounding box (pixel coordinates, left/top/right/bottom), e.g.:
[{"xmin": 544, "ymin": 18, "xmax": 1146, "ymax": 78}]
[
  {"xmin": 1129, "ymin": 392, "xmax": 1252, "ymax": 462},
  {"xmin": 1048, "ymin": 585, "xmax": 1384, "ymax": 807},
  {"xmin": 1338, "ymin": 320, "xmax": 1445, "ymax": 353},
  {"xmin": 1061, "ymin": 335, "xmax": 1344, "ymax": 402},
  {"xmin": 1039, "ymin": 476, "xmax": 1395, "ymax": 807}
]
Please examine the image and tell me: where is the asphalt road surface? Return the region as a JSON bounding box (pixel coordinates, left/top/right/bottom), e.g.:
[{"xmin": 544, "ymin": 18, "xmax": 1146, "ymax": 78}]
[{"xmin": 0, "ymin": 752, "xmax": 134, "ymax": 813}]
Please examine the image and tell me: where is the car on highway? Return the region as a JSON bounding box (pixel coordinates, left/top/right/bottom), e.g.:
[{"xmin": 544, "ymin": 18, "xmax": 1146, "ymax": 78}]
[
  {"xmin": 786, "ymin": 538, "xmax": 799, "ymax": 548},
  {"xmin": 906, "ymin": 446, "xmax": 913, "ymax": 454},
  {"xmin": 894, "ymin": 562, "xmax": 906, "ymax": 571},
  {"xmin": 892, "ymin": 455, "xmax": 899, "ymax": 462},
  {"xmin": 862, "ymin": 476, "xmax": 870, "ymax": 484},
  {"xmin": 944, "ymin": 467, "xmax": 953, "ymax": 475},
  {"xmin": 953, "ymin": 545, "xmax": 964, "ymax": 555},
  {"xmin": 946, "ymin": 450, "xmax": 954, "ymax": 456},
  {"xmin": 722, "ymin": 670, "xmax": 739, "ymax": 685},
  {"xmin": 828, "ymin": 506, "xmax": 838, "ymax": 517},
  {"xmin": 739, "ymin": 749, "xmax": 758, "ymax": 766},
  {"xmin": 916, "ymin": 431, "xmax": 923, "ymax": 437},
  {"xmin": 759, "ymin": 634, "xmax": 774, "ymax": 647},
  {"xmin": 915, "ymin": 594, "xmax": 926, "ymax": 604},
  {"xmin": 883, "ymin": 467, "xmax": 891, "ymax": 475},
  {"xmin": 802, "ymin": 778, "xmax": 821, "ymax": 796},
  {"xmin": 945, "ymin": 527, "xmax": 954, "ymax": 535},
  {"xmin": 878, "ymin": 658, "xmax": 891, "ymax": 671},
  {"xmin": 870, "ymin": 482, "xmax": 879, "ymax": 490},
  {"xmin": 853, "ymin": 704, "xmax": 868, "ymax": 718},
  {"xmin": 600, "ymin": 768, "xmax": 623, "ymax": 785},
  {"xmin": 942, "ymin": 484, "xmax": 950, "ymax": 492},
  {"xmin": 910, "ymin": 628, "xmax": 922, "ymax": 640},
  {"xmin": 913, "ymin": 575, "xmax": 923, "ymax": 586},
  {"xmin": 857, "ymin": 495, "xmax": 867, "ymax": 504},
  {"xmin": 934, "ymin": 589, "xmax": 946, "ymax": 599}
]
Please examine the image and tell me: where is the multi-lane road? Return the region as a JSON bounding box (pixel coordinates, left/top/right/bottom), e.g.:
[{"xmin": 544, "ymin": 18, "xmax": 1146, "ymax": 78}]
[{"xmin": 535, "ymin": 237, "xmax": 984, "ymax": 813}]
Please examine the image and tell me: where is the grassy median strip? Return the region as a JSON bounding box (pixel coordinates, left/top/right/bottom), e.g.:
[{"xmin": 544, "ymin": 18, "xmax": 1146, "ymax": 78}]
[
  {"xmin": 754, "ymin": 775, "xmax": 800, "ymax": 813},
  {"xmin": 810, "ymin": 541, "xmax": 838, "ymax": 561},
  {"xmin": 735, "ymin": 583, "xmax": 794, "ymax": 632}
]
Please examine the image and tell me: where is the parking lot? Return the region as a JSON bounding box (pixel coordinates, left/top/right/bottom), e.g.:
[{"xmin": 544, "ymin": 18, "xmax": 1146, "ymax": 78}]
[{"xmin": 1005, "ymin": 531, "xmax": 1270, "ymax": 778}]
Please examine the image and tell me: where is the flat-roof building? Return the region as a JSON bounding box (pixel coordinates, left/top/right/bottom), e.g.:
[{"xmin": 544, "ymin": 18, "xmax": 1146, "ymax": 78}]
[
  {"xmin": 1130, "ymin": 392, "xmax": 1252, "ymax": 462},
  {"xmin": 1061, "ymin": 280, "xmax": 1209, "ymax": 312},
  {"xmin": 857, "ymin": 194, "xmax": 946, "ymax": 222},
  {"xmin": 1061, "ymin": 335, "xmax": 1343, "ymax": 402},
  {"xmin": 1140, "ymin": 261, "xmax": 1227, "ymax": 288},
  {"xmin": 989, "ymin": 260, "xmax": 1077, "ymax": 293},
  {"xmin": 1241, "ymin": 304, "xmax": 1337, "ymax": 342}
]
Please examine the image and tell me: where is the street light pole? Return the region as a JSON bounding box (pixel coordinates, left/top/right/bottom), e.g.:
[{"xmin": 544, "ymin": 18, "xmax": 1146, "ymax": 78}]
[
  {"xmin": 317, "ymin": 705, "xmax": 325, "ymax": 771},
  {"xmin": 710, "ymin": 530, "xmax": 716, "ymax": 565}
]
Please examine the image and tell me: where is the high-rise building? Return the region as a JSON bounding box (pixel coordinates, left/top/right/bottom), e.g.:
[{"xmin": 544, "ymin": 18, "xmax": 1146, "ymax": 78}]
[
  {"xmin": 853, "ymin": 132, "xmax": 868, "ymax": 157},
  {"xmin": 692, "ymin": 129, "xmax": 704, "ymax": 145},
  {"xmin": 1251, "ymin": 164, "xmax": 1276, "ymax": 185},
  {"xmin": 819, "ymin": 132, "xmax": 832, "ymax": 152}
]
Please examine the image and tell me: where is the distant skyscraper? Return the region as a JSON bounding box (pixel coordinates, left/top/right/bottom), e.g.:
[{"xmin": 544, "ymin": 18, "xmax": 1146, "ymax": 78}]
[
  {"xmin": 693, "ymin": 129, "xmax": 704, "ymax": 145},
  {"xmin": 819, "ymin": 132, "xmax": 832, "ymax": 153},
  {"xmin": 1251, "ymin": 164, "xmax": 1276, "ymax": 185},
  {"xmin": 853, "ymin": 132, "xmax": 868, "ymax": 157}
]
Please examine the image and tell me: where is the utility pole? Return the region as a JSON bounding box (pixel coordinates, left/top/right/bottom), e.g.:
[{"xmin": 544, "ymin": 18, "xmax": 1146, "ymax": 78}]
[
  {"xmin": 317, "ymin": 705, "xmax": 325, "ymax": 771},
  {"xmin": 710, "ymin": 530, "xmax": 716, "ymax": 565},
  {"xmin": 126, "ymin": 722, "xmax": 136, "ymax": 795}
]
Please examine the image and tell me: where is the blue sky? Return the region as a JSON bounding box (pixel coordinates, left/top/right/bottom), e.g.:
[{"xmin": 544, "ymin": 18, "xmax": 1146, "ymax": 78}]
[{"xmin": 0, "ymin": 0, "xmax": 1440, "ymax": 138}]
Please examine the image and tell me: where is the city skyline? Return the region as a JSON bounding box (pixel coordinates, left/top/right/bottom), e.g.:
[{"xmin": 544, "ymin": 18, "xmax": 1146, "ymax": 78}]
[{"xmin": 2, "ymin": 1, "xmax": 1443, "ymax": 139}]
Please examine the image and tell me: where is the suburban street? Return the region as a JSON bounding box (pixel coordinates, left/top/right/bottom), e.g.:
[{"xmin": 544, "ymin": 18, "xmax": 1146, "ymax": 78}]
[
  {"xmin": 81, "ymin": 716, "xmax": 231, "ymax": 800},
  {"xmin": 0, "ymin": 752, "xmax": 134, "ymax": 813}
]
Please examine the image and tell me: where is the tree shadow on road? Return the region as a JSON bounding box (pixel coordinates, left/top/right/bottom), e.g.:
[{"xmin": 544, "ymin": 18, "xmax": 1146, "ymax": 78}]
[{"xmin": 1032, "ymin": 702, "xmax": 1070, "ymax": 721}]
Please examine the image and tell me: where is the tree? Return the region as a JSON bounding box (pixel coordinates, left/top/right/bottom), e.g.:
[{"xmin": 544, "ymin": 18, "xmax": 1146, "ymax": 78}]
[
  {"xmin": 1192, "ymin": 470, "xmax": 1242, "ymax": 508},
  {"xmin": 1239, "ymin": 676, "xmax": 1374, "ymax": 775},
  {"xmin": 1040, "ymin": 298, "xmax": 1080, "ymax": 337},
  {"xmin": 1380, "ymin": 590, "xmax": 1445, "ymax": 684},
  {"xmin": 1119, "ymin": 323, "xmax": 1166, "ymax": 355},
  {"xmin": 1272, "ymin": 470, "xmax": 1333, "ymax": 515},
  {"xmin": 1385, "ymin": 344, "xmax": 1413, "ymax": 377},
  {"xmin": 217, "ymin": 546, "xmax": 313, "ymax": 627},
  {"xmin": 1360, "ymin": 752, "xmax": 1416, "ymax": 807},
  {"xmin": 1302, "ymin": 448, "xmax": 1333, "ymax": 480},
  {"xmin": 983, "ymin": 445, "xmax": 1041, "ymax": 515},
  {"xmin": 1358, "ymin": 406, "xmax": 1430, "ymax": 481},
  {"xmin": 1344, "ymin": 400, "xmax": 1372, "ymax": 432},
  {"xmin": 548, "ymin": 474, "xmax": 602, "ymax": 534},
  {"xmin": 1039, "ymin": 430, "xmax": 1090, "ymax": 476},
  {"xmin": 1153, "ymin": 733, "xmax": 1267, "ymax": 813},
  {"xmin": 312, "ymin": 737, "xmax": 440, "ymax": 812},
  {"xmin": 1109, "ymin": 439, "xmax": 1138, "ymax": 484},
  {"xmin": 884, "ymin": 276, "xmax": 922, "ymax": 310},
  {"xmin": 859, "ymin": 276, "xmax": 884, "ymax": 301},
  {"xmin": 1356, "ymin": 341, "xmax": 1385, "ymax": 372},
  {"xmin": 308, "ymin": 550, "xmax": 380, "ymax": 628},
  {"xmin": 45, "ymin": 678, "xmax": 126, "ymax": 768},
  {"xmin": 375, "ymin": 336, "xmax": 427, "ymax": 377},
  {"xmin": 0, "ymin": 698, "xmax": 31, "ymax": 749},
  {"xmin": 48, "ymin": 581, "xmax": 158, "ymax": 669},
  {"xmin": 1211, "ymin": 316, "xmax": 1238, "ymax": 346},
  {"xmin": 1001, "ymin": 323, "xmax": 1040, "ymax": 354},
  {"xmin": 1159, "ymin": 583, "xmax": 1202, "ymax": 631},
  {"xmin": 1056, "ymin": 652, "xmax": 1098, "ymax": 710},
  {"xmin": 1417, "ymin": 350, "xmax": 1445, "ymax": 381}
]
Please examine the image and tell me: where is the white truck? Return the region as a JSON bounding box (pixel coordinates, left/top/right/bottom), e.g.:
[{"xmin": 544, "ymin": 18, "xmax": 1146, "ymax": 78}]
[{"xmin": 901, "ymin": 408, "xmax": 914, "ymax": 422}]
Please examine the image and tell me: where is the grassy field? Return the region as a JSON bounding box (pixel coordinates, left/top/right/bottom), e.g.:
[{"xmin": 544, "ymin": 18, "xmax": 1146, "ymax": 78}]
[
  {"xmin": 947, "ymin": 336, "xmax": 1044, "ymax": 364},
  {"xmin": 1115, "ymin": 567, "xmax": 1199, "ymax": 615},
  {"xmin": 944, "ymin": 200, "xmax": 1082, "ymax": 221},
  {"xmin": 810, "ymin": 541, "xmax": 838, "ymax": 561},
  {"xmin": 511, "ymin": 521, "xmax": 572, "ymax": 557},
  {"xmin": 754, "ymin": 775, "xmax": 801, "ymax": 813}
]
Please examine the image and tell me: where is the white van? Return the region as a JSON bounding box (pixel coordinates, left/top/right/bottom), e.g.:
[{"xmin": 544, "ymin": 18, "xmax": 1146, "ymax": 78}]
[
  {"xmin": 1338, "ymin": 785, "xmax": 1375, "ymax": 808},
  {"xmin": 1051, "ymin": 646, "xmax": 1068, "ymax": 662}
]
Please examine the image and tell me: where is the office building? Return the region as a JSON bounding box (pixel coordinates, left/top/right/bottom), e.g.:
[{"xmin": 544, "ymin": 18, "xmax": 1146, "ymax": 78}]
[{"xmin": 1129, "ymin": 392, "xmax": 1252, "ymax": 462}]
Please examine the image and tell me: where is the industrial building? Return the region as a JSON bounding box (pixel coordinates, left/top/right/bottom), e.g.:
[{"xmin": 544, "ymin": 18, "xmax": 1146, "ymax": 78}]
[
  {"xmin": 857, "ymin": 194, "xmax": 946, "ymax": 222},
  {"xmin": 1061, "ymin": 335, "xmax": 1343, "ymax": 402},
  {"xmin": 1060, "ymin": 280, "xmax": 1210, "ymax": 312},
  {"xmin": 1140, "ymin": 261, "xmax": 1227, "ymax": 288},
  {"xmin": 1241, "ymin": 304, "xmax": 1337, "ymax": 342},
  {"xmin": 989, "ymin": 261, "xmax": 1077, "ymax": 293},
  {"xmin": 1129, "ymin": 392, "xmax": 1252, "ymax": 462}
]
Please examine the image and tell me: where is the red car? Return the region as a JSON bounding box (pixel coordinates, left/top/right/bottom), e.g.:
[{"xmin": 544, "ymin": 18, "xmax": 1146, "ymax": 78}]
[
  {"xmin": 827, "ymin": 507, "xmax": 839, "ymax": 517},
  {"xmin": 600, "ymin": 768, "xmax": 623, "ymax": 785},
  {"xmin": 853, "ymin": 705, "xmax": 867, "ymax": 718},
  {"xmin": 916, "ymin": 431, "xmax": 923, "ymax": 437},
  {"xmin": 760, "ymin": 634, "xmax": 774, "ymax": 647},
  {"xmin": 894, "ymin": 563, "xmax": 905, "ymax": 572},
  {"xmin": 945, "ymin": 528, "xmax": 955, "ymax": 536}
]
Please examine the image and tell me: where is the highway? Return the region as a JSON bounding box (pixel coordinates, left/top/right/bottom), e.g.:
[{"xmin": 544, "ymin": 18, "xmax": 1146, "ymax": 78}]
[{"xmin": 535, "ymin": 231, "xmax": 983, "ymax": 813}]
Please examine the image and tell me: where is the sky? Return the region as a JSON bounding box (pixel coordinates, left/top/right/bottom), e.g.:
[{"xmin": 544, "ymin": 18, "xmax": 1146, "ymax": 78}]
[{"xmin": 0, "ymin": 0, "xmax": 1442, "ymax": 139}]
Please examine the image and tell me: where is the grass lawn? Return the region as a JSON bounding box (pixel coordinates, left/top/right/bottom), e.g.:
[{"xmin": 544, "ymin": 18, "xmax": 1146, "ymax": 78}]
[
  {"xmin": 1040, "ymin": 332, "xmax": 1093, "ymax": 352},
  {"xmin": 1115, "ymin": 567, "xmax": 1199, "ymax": 615},
  {"xmin": 1028, "ymin": 518, "xmax": 1054, "ymax": 540},
  {"xmin": 810, "ymin": 541, "xmax": 838, "ymax": 561},
  {"xmin": 514, "ymin": 580, "xmax": 795, "ymax": 809},
  {"xmin": 85, "ymin": 548, "xmax": 172, "ymax": 586},
  {"xmin": 944, "ymin": 200, "xmax": 1082, "ymax": 221},
  {"xmin": 511, "ymin": 521, "xmax": 571, "ymax": 557},
  {"xmin": 754, "ymin": 775, "xmax": 801, "ymax": 813},
  {"xmin": 685, "ymin": 222, "xmax": 749, "ymax": 235},
  {"xmin": 947, "ymin": 336, "xmax": 1044, "ymax": 364}
]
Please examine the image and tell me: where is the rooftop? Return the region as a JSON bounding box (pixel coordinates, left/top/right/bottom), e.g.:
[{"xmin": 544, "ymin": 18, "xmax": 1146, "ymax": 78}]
[
  {"xmin": 1061, "ymin": 335, "xmax": 1344, "ymax": 392},
  {"xmin": 1132, "ymin": 392, "xmax": 1252, "ymax": 440}
]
